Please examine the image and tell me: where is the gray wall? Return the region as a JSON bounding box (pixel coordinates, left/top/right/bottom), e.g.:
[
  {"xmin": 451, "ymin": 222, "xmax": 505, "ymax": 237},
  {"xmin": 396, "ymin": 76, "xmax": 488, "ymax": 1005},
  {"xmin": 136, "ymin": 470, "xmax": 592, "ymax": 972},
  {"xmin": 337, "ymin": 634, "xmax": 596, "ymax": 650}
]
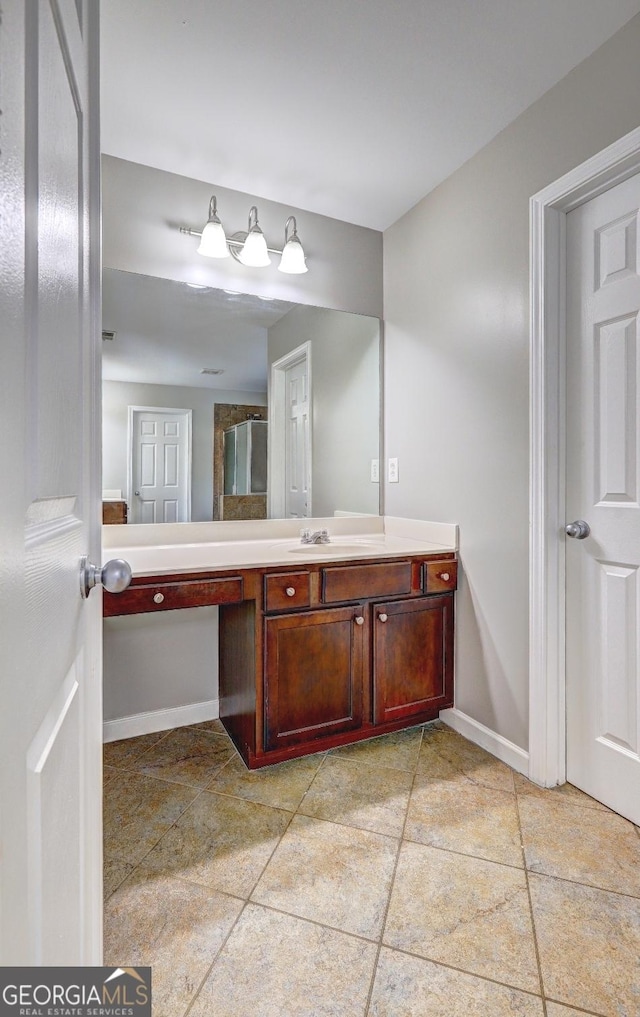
[
  {"xmin": 103, "ymin": 380, "xmax": 267, "ymax": 522},
  {"xmin": 383, "ymin": 15, "xmax": 640, "ymax": 751},
  {"xmin": 102, "ymin": 156, "xmax": 383, "ymax": 318},
  {"xmin": 268, "ymin": 305, "xmax": 380, "ymax": 517}
]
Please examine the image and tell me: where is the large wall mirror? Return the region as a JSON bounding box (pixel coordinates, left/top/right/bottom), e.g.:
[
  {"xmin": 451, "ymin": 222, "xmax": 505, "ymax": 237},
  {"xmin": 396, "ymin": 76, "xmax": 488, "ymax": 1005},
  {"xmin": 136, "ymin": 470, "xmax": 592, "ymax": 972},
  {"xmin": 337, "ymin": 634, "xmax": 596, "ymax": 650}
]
[{"xmin": 102, "ymin": 269, "xmax": 381, "ymax": 523}]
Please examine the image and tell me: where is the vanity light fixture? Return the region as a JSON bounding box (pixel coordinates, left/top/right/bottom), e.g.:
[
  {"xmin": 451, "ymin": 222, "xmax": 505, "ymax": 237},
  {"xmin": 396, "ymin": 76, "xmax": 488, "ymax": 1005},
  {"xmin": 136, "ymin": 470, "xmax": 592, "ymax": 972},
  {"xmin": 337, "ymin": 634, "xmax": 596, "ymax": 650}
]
[
  {"xmin": 196, "ymin": 196, "xmax": 229, "ymax": 259},
  {"xmin": 180, "ymin": 195, "xmax": 309, "ymax": 273},
  {"xmin": 235, "ymin": 206, "xmax": 271, "ymax": 267},
  {"xmin": 278, "ymin": 216, "xmax": 308, "ymax": 274}
]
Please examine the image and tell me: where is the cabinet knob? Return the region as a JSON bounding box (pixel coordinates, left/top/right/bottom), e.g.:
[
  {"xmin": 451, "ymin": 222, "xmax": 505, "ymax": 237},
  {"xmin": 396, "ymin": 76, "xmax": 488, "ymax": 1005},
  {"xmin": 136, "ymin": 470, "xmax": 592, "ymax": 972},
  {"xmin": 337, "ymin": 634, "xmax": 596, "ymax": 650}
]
[
  {"xmin": 440, "ymin": 572, "xmax": 450, "ymax": 582},
  {"xmin": 285, "ymin": 587, "xmax": 296, "ymax": 597},
  {"xmin": 153, "ymin": 592, "xmax": 165, "ymax": 604},
  {"xmin": 354, "ymin": 615, "xmax": 365, "ymax": 626},
  {"xmin": 378, "ymin": 613, "xmax": 388, "ymax": 623}
]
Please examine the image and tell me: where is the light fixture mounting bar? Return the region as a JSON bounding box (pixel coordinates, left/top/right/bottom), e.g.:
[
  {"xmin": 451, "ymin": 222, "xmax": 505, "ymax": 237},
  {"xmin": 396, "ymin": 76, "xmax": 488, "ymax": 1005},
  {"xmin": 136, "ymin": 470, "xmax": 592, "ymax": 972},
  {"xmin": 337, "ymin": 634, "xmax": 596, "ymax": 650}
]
[{"xmin": 179, "ymin": 226, "xmax": 284, "ymax": 256}]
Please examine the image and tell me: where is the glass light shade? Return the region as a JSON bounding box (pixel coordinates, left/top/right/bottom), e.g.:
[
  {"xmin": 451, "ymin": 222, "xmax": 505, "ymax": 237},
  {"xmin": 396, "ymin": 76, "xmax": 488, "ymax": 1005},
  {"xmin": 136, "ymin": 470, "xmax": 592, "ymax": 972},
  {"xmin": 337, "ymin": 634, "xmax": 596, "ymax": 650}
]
[
  {"xmin": 240, "ymin": 228, "xmax": 271, "ymax": 267},
  {"xmin": 278, "ymin": 236, "xmax": 308, "ymax": 274},
  {"xmin": 197, "ymin": 219, "xmax": 229, "ymax": 258}
]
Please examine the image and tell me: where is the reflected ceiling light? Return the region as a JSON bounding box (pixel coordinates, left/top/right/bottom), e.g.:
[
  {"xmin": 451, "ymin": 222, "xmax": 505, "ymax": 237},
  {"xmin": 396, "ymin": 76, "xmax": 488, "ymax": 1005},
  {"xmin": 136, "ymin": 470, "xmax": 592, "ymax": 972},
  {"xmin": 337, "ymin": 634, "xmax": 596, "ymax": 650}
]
[
  {"xmin": 196, "ymin": 196, "xmax": 229, "ymax": 259},
  {"xmin": 180, "ymin": 196, "xmax": 309, "ymax": 271},
  {"xmin": 278, "ymin": 216, "xmax": 308, "ymax": 274}
]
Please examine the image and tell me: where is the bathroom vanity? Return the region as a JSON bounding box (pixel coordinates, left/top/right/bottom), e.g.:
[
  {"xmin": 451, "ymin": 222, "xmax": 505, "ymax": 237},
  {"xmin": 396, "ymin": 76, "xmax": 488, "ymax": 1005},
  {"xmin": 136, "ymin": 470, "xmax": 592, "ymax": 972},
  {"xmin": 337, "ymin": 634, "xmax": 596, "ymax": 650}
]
[{"xmin": 103, "ymin": 518, "xmax": 458, "ymax": 768}]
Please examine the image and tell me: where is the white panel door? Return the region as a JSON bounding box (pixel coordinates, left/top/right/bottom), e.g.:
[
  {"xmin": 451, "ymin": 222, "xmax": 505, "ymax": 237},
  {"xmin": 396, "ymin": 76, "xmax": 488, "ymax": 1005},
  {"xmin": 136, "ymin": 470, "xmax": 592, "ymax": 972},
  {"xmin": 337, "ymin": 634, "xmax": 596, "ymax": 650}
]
[
  {"xmin": 284, "ymin": 358, "xmax": 310, "ymax": 518},
  {"xmin": 129, "ymin": 408, "xmax": 191, "ymax": 523},
  {"xmin": 0, "ymin": 1, "xmax": 102, "ymax": 962},
  {"xmin": 566, "ymin": 171, "xmax": 640, "ymax": 823}
]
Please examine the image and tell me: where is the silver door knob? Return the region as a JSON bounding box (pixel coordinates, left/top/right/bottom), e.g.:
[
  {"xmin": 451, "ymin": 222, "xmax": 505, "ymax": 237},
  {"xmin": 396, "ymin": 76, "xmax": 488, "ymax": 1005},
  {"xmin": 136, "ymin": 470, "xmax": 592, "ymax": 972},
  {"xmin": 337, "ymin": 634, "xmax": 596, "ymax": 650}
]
[
  {"xmin": 80, "ymin": 556, "xmax": 132, "ymax": 598},
  {"xmin": 565, "ymin": 520, "xmax": 590, "ymax": 540},
  {"xmin": 378, "ymin": 613, "xmax": 388, "ymax": 623},
  {"xmin": 354, "ymin": 615, "xmax": 365, "ymax": 626}
]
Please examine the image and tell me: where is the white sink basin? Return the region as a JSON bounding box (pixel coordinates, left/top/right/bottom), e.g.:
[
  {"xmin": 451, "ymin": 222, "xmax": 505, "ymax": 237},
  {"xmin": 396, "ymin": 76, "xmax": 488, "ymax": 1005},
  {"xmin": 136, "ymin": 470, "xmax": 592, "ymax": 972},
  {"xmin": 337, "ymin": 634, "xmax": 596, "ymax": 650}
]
[{"xmin": 286, "ymin": 542, "xmax": 382, "ymax": 555}]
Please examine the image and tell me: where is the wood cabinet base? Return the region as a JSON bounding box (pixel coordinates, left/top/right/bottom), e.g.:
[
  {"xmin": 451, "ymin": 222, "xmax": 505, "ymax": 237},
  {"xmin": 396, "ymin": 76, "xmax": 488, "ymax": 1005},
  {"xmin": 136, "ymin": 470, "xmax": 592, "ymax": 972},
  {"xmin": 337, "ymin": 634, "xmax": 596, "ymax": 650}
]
[{"xmin": 221, "ymin": 704, "xmax": 450, "ymax": 769}]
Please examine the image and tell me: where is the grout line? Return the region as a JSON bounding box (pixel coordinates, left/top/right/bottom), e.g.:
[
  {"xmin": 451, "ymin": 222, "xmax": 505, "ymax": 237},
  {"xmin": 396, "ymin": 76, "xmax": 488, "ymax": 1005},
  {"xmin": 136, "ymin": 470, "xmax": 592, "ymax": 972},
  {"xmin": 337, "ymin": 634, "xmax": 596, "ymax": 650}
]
[
  {"xmin": 515, "ymin": 790, "xmax": 548, "ymax": 1015},
  {"xmin": 363, "ymin": 726, "xmax": 424, "ymax": 1016},
  {"xmin": 182, "ymin": 900, "xmax": 250, "ymax": 1017},
  {"xmin": 399, "ymin": 833, "xmax": 527, "ymax": 872},
  {"xmin": 523, "ymin": 866, "xmax": 640, "ymax": 902},
  {"xmin": 544, "ymin": 996, "xmax": 612, "ymax": 1017},
  {"xmin": 366, "ymin": 940, "xmax": 548, "ymax": 1003}
]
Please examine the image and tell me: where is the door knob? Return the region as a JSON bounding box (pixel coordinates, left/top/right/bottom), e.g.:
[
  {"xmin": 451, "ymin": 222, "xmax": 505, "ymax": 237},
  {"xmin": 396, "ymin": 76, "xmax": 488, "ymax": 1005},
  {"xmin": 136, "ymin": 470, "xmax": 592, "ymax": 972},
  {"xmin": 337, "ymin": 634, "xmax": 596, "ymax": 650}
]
[
  {"xmin": 378, "ymin": 613, "xmax": 388, "ymax": 623},
  {"xmin": 354, "ymin": 615, "xmax": 365, "ymax": 626},
  {"xmin": 80, "ymin": 556, "xmax": 132, "ymax": 598},
  {"xmin": 565, "ymin": 520, "xmax": 590, "ymax": 540}
]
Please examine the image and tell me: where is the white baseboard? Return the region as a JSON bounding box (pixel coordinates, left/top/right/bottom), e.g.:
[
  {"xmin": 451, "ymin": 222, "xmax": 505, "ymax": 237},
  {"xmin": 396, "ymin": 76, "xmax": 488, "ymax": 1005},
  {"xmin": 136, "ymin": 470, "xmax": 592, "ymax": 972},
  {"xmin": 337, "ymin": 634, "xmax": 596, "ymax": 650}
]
[
  {"xmin": 103, "ymin": 698, "xmax": 220, "ymax": 743},
  {"xmin": 438, "ymin": 707, "xmax": 529, "ymax": 777}
]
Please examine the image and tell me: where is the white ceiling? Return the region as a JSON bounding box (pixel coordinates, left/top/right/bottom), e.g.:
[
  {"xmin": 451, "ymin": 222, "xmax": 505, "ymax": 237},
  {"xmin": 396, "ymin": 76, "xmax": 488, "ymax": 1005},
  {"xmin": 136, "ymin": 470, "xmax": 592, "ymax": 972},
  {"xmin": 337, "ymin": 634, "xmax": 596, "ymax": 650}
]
[
  {"xmin": 100, "ymin": 0, "xmax": 640, "ymax": 231},
  {"xmin": 102, "ymin": 271, "xmax": 294, "ymax": 391}
]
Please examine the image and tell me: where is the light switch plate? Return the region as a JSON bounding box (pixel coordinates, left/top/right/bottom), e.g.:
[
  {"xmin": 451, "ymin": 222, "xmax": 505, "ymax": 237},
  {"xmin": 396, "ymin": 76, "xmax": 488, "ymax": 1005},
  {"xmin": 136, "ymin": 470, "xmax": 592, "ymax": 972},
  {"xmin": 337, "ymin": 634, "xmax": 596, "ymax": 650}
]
[
  {"xmin": 388, "ymin": 457, "xmax": 399, "ymax": 483},
  {"xmin": 370, "ymin": 459, "xmax": 379, "ymax": 483}
]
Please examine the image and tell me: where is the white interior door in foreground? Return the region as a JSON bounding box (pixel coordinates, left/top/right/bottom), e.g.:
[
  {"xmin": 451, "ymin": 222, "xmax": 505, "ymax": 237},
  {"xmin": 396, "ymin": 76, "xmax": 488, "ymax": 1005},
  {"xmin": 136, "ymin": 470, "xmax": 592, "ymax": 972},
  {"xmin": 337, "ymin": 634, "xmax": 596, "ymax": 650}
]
[
  {"xmin": 566, "ymin": 171, "xmax": 640, "ymax": 824},
  {"xmin": 0, "ymin": 1, "xmax": 103, "ymax": 962},
  {"xmin": 129, "ymin": 407, "xmax": 192, "ymax": 523}
]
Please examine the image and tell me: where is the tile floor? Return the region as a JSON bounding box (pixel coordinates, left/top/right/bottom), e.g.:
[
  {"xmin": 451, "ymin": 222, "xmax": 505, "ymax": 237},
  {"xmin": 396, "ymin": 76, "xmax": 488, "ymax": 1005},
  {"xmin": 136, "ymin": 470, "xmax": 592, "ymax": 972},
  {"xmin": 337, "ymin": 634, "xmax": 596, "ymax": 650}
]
[{"xmin": 103, "ymin": 720, "xmax": 640, "ymax": 1017}]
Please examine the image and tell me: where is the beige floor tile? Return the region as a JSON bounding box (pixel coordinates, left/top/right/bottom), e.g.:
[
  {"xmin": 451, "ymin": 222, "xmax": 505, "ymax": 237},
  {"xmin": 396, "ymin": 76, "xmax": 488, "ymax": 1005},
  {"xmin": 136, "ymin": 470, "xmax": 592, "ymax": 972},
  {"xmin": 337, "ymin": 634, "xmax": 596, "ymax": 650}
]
[
  {"xmin": 252, "ymin": 814, "xmax": 398, "ymax": 939},
  {"xmin": 142, "ymin": 790, "xmax": 291, "ymax": 897},
  {"xmin": 104, "ymin": 865, "xmax": 243, "ymax": 1017},
  {"xmin": 103, "ymin": 730, "xmax": 170, "ymax": 769},
  {"xmin": 207, "ymin": 752, "xmax": 325, "ymax": 812},
  {"xmin": 131, "ymin": 727, "xmax": 236, "ymax": 788},
  {"xmin": 529, "ymin": 872, "xmax": 640, "ymax": 1016},
  {"xmin": 329, "ymin": 726, "xmax": 424, "ymax": 772},
  {"xmin": 297, "ymin": 756, "xmax": 412, "ymax": 837},
  {"xmin": 519, "ymin": 795, "xmax": 640, "ymax": 896},
  {"xmin": 514, "ymin": 773, "xmax": 609, "ymax": 812},
  {"xmin": 103, "ymin": 857, "xmax": 135, "ymax": 900},
  {"xmin": 384, "ymin": 841, "xmax": 540, "ymax": 993},
  {"xmin": 370, "ymin": 947, "xmax": 544, "ymax": 1016},
  {"xmin": 188, "ymin": 903, "xmax": 377, "ymax": 1017},
  {"xmin": 103, "ymin": 771, "xmax": 199, "ymax": 865},
  {"xmin": 419, "ymin": 724, "xmax": 515, "ymax": 792},
  {"xmin": 405, "ymin": 771, "xmax": 523, "ymax": 867}
]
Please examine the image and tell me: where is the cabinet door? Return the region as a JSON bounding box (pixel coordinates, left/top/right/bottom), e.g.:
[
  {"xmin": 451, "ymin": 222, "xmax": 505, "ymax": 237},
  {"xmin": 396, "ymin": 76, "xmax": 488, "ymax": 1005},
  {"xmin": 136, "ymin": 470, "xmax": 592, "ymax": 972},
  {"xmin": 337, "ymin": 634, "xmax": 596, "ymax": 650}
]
[
  {"xmin": 265, "ymin": 606, "xmax": 365, "ymax": 750},
  {"xmin": 373, "ymin": 595, "xmax": 454, "ymax": 725}
]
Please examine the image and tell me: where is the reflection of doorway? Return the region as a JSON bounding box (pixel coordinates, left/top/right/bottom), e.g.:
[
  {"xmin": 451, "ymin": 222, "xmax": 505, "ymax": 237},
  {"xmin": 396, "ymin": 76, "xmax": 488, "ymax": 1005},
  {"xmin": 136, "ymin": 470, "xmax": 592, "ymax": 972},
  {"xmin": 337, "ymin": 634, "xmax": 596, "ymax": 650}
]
[
  {"xmin": 270, "ymin": 342, "xmax": 312, "ymax": 518},
  {"xmin": 128, "ymin": 406, "xmax": 192, "ymax": 523}
]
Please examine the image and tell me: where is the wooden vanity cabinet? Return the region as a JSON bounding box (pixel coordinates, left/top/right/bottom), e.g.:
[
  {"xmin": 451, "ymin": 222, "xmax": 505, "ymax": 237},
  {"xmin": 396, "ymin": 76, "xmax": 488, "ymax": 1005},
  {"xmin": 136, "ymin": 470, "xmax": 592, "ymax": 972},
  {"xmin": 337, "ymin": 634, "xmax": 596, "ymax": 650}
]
[
  {"xmin": 264, "ymin": 604, "xmax": 365, "ymax": 751},
  {"xmin": 372, "ymin": 595, "xmax": 454, "ymax": 726},
  {"xmin": 104, "ymin": 550, "xmax": 457, "ymax": 769}
]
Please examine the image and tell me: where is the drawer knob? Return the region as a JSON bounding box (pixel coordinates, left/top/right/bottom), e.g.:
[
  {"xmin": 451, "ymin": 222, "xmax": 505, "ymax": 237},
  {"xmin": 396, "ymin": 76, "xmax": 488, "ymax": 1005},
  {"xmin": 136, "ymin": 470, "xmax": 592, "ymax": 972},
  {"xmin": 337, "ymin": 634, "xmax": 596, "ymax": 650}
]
[
  {"xmin": 153, "ymin": 592, "xmax": 165, "ymax": 604},
  {"xmin": 354, "ymin": 615, "xmax": 365, "ymax": 626},
  {"xmin": 440, "ymin": 572, "xmax": 450, "ymax": 582},
  {"xmin": 285, "ymin": 587, "xmax": 296, "ymax": 597},
  {"xmin": 378, "ymin": 613, "xmax": 388, "ymax": 623}
]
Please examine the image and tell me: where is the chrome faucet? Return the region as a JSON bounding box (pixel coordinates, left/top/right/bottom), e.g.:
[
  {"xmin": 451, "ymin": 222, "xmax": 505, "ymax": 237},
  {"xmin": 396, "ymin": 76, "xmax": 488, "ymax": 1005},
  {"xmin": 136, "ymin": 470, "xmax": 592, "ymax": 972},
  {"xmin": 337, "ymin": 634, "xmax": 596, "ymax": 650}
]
[{"xmin": 300, "ymin": 528, "xmax": 331, "ymax": 545}]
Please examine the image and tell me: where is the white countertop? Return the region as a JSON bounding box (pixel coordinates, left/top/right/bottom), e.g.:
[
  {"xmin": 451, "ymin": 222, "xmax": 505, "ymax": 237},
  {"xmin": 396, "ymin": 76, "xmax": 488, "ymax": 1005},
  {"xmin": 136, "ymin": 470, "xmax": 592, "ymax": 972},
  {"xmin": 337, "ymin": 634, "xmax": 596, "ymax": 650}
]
[{"xmin": 103, "ymin": 515, "xmax": 458, "ymax": 577}]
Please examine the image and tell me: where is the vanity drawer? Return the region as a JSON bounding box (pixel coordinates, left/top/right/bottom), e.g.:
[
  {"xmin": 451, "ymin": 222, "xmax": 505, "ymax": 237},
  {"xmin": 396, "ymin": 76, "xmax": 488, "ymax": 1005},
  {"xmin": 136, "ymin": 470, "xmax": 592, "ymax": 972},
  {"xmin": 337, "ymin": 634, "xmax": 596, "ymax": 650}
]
[
  {"xmin": 104, "ymin": 576, "xmax": 244, "ymax": 616},
  {"xmin": 322, "ymin": 561, "xmax": 412, "ymax": 604},
  {"xmin": 423, "ymin": 560, "xmax": 458, "ymax": 594},
  {"xmin": 264, "ymin": 571, "xmax": 311, "ymax": 612}
]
